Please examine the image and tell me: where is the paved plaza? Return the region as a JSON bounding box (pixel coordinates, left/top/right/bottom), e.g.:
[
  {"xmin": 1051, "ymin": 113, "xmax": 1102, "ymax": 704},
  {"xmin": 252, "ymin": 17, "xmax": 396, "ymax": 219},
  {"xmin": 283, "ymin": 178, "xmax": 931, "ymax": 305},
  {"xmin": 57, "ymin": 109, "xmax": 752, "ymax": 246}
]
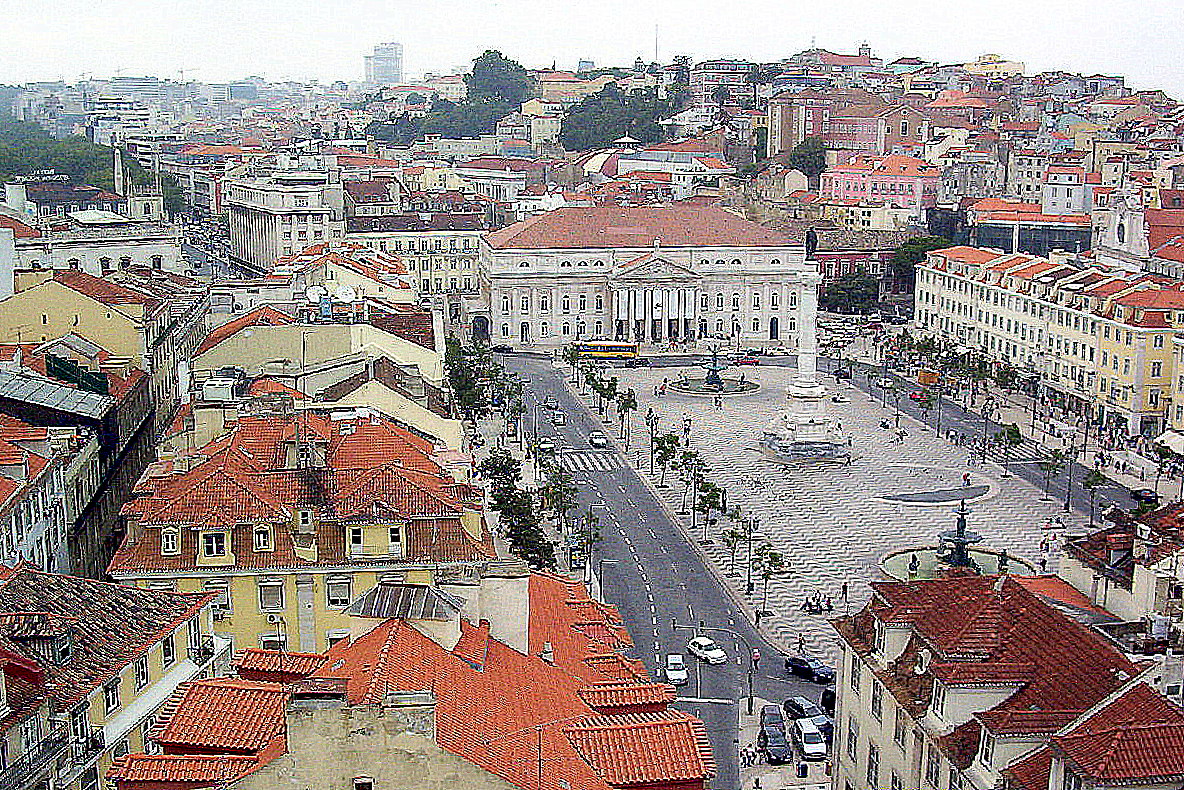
[{"xmin": 595, "ymin": 363, "xmax": 1086, "ymax": 661}]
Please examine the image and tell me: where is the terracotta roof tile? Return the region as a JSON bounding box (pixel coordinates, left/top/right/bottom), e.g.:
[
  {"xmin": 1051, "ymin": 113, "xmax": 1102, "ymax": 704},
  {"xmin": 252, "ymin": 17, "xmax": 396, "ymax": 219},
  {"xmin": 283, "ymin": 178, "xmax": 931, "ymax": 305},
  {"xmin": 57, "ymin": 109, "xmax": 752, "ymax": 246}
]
[
  {"xmin": 563, "ymin": 711, "xmax": 715, "ymax": 785},
  {"xmin": 107, "ymin": 754, "xmax": 260, "ymax": 785},
  {"xmin": 577, "ymin": 682, "xmax": 676, "ymax": 711},
  {"xmin": 152, "ymin": 679, "xmax": 288, "ymax": 752}
]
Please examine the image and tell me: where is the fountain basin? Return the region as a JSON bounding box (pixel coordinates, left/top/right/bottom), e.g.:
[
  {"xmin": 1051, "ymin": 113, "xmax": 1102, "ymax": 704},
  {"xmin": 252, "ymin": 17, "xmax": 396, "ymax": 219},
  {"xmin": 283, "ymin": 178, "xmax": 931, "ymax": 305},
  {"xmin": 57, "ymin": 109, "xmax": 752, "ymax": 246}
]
[
  {"xmin": 669, "ymin": 377, "xmax": 760, "ymax": 395},
  {"xmin": 880, "ymin": 547, "xmax": 1037, "ymax": 581}
]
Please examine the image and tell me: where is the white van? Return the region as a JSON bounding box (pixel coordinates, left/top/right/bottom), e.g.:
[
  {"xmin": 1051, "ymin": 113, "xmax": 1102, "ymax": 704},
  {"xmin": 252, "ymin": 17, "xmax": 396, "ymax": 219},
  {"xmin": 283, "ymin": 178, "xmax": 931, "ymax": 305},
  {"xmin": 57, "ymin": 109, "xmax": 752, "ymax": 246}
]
[{"xmin": 793, "ymin": 717, "xmax": 828, "ymax": 761}]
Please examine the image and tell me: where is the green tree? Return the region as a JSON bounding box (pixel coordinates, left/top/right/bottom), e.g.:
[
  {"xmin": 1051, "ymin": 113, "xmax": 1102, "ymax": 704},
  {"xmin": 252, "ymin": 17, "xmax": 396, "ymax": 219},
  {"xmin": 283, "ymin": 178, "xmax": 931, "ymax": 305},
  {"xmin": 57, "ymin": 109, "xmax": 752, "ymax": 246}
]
[
  {"xmin": 694, "ymin": 480, "xmax": 725, "ymax": 537},
  {"xmin": 478, "ymin": 448, "xmax": 522, "ymax": 505},
  {"xmin": 710, "ymin": 84, "xmax": 731, "ymax": 109},
  {"xmin": 559, "ymin": 84, "xmax": 675, "ymax": 151},
  {"xmin": 541, "ymin": 466, "xmax": 579, "ymax": 534},
  {"xmin": 616, "ymin": 388, "xmax": 638, "ymax": 448},
  {"xmin": 993, "ymin": 423, "xmax": 1024, "ymax": 477},
  {"xmin": 499, "ymin": 489, "xmax": 556, "ymax": 570},
  {"xmin": 890, "ymin": 236, "xmax": 950, "ymax": 292},
  {"xmin": 1082, "ymin": 468, "xmax": 1107, "ymax": 526},
  {"xmin": 788, "ymin": 136, "xmax": 827, "ymax": 184},
  {"xmin": 1038, "ymin": 449, "xmax": 1067, "ymax": 500},
  {"xmin": 752, "ymin": 543, "xmax": 786, "ymax": 619},
  {"xmin": 465, "ymin": 50, "xmax": 533, "ymax": 105},
  {"xmin": 819, "ymin": 268, "xmax": 880, "ymax": 314},
  {"xmin": 573, "ymin": 509, "xmax": 601, "ymax": 581},
  {"xmin": 722, "ymin": 526, "xmax": 746, "ymax": 577},
  {"xmin": 445, "ymin": 336, "xmax": 497, "ymax": 419},
  {"xmin": 654, "ymin": 432, "xmax": 681, "ymax": 487}
]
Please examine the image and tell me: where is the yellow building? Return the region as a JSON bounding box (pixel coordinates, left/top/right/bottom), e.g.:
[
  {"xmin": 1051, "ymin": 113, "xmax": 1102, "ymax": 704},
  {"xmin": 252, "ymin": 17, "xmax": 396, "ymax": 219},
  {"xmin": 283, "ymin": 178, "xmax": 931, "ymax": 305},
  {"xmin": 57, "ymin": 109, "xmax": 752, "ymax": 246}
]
[
  {"xmin": 0, "ymin": 565, "xmax": 227, "ymax": 790},
  {"xmin": 107, "ymin": 410, "xmax": 496, "ymax": 654}
]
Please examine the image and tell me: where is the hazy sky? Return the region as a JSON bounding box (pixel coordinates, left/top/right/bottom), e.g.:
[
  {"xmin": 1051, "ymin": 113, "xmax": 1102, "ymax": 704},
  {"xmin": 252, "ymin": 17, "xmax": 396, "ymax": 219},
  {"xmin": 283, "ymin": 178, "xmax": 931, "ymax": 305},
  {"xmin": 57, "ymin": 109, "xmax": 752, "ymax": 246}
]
[{"xmin": 3, "ymin": 0, "xmax": 1182, "ymax": 96}]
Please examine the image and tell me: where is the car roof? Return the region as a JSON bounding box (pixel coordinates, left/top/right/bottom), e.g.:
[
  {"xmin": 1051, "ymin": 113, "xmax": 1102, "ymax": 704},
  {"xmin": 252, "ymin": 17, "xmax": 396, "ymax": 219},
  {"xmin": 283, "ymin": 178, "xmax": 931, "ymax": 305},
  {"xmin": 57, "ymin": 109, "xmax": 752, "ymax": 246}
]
[{"xmin": 796, "ymin": 717, "xmax": 822, "ymax": 733}]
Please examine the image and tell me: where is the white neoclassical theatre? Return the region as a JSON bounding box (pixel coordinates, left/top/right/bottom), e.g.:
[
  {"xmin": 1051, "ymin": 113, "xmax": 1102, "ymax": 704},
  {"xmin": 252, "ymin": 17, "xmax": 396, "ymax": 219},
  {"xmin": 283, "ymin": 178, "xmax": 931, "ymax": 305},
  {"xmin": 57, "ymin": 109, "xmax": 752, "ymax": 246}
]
[{"xmin": 480, "ymin": 205, "xmax": 819, "ymax": 348}]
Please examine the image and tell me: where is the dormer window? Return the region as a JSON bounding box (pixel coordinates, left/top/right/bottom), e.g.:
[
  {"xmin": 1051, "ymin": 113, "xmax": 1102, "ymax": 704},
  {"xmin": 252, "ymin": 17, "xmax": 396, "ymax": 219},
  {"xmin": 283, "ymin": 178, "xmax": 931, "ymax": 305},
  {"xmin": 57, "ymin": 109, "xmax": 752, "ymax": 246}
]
[
  {"xmin": 979, "ymin": 730, "xmax": 995, "ymax": 768},
  {"xmin": 161, "ymin": 528, "xmax": 180, "ymax": 556},
  {"xmin": 253, "ymin": 526, "xmax": 273, "ymax": 552},
  {"xmin": 202, "ymin": 532, "xmax": 227, "ymax": 558},
  {"xmin": 931, "ymin": 680, "xmax": 946, "ymax": 717}
]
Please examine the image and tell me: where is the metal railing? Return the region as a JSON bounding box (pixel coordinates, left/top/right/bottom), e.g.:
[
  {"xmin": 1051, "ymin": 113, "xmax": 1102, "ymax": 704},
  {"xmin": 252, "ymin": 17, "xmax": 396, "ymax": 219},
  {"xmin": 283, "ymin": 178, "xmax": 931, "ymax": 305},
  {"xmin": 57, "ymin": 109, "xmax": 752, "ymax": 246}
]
[{"xmin": 0, "ymin": 724, "xmax": 70, "ymax": 790}]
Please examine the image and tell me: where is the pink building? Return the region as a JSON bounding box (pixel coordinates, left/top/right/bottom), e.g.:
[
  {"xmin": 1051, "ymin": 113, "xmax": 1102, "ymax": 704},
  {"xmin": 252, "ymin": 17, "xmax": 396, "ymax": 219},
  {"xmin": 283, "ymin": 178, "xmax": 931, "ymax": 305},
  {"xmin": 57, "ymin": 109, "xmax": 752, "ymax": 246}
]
[{"xmin": 819, "ymin": 154, "xmax": 940, "ymax": 218}]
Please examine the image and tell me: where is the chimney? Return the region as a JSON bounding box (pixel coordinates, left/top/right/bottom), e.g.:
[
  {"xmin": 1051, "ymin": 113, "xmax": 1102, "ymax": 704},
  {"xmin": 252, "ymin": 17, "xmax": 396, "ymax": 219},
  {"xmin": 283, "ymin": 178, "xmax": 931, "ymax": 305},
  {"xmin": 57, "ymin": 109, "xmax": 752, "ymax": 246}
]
[{"xmin": 540, "ymin": 641, "xmax": 554, "ymax": 665}]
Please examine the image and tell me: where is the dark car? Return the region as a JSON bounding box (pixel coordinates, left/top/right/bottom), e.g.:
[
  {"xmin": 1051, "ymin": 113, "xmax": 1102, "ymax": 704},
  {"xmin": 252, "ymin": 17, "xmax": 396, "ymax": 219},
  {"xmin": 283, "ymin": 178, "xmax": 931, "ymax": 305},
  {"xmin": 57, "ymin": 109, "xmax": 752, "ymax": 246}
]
[
  {"xmin": 1131, "ymin": 488, "xmax": 1161, "ymax": 506},
  {"xmin": 833, "ymin": 368, "xmax": 853, "ymax": 379},
  {"xmin": 621, "ymin": 357, "xmax": 651, "ymax": 367},
  {"xmin": 490, "ymin": 344, "xmax": 514, "ymax": 353},
  {"xmin": 785, "ymin": 653, "xmax": 836, "ymax": 684},
  {"xmin": 784, "ymin": 695, "xmax": 834, "ymax": 742},
  {"xmin": 758, "ymin": 726, "xmax": 794, "ymax": 765},
  {"xmin": 760, "ymin": 704, "xmax": 786, "ymax": 731}
]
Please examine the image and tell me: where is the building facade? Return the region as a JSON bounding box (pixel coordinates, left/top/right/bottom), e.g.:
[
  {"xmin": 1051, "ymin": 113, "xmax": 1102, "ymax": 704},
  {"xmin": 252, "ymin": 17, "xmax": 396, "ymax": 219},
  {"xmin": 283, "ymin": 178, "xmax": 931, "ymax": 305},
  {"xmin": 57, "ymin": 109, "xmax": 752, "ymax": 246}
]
[
  {"xmin": 224, "ymin": 172, "xmax": 345, "ymax": 274},
  {"xmin": 481, "ymin": 205, "xmax": 817, "ymax": 349}
]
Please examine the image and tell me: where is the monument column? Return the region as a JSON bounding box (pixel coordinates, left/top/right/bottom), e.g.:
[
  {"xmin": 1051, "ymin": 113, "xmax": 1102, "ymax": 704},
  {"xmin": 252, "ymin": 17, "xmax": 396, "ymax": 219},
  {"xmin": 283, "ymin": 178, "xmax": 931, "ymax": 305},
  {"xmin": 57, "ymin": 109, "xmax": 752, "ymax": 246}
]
[{"xmin": 797, "ymin": 274, "xmax": 820, "ymax": 384}]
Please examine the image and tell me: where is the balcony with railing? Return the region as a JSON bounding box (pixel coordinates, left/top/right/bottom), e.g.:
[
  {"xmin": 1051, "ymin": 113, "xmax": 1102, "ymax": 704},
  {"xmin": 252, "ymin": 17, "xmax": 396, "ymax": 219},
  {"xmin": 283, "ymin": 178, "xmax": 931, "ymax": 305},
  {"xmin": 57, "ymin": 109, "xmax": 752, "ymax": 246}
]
[{"xmin": 0, "ymin": 724, "xmax": 70, "ymax": 790}]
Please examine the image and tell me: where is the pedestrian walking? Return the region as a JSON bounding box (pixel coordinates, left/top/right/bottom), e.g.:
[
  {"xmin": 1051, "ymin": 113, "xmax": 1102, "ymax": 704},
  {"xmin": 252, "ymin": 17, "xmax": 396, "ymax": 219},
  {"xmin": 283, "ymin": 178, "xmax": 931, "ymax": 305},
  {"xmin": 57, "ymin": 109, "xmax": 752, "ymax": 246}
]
[{"xmin": 962, "ymin": 472, "xmax": 971, "ymax": 487}]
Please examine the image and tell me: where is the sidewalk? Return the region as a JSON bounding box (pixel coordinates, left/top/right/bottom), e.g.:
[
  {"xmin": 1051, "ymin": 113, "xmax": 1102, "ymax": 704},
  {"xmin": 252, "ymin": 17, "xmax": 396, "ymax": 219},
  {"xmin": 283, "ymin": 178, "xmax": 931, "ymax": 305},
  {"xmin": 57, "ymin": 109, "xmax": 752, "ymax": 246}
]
[{"xmin": 738, "ymin": 697, "xmax": 831, "ymax": 789}]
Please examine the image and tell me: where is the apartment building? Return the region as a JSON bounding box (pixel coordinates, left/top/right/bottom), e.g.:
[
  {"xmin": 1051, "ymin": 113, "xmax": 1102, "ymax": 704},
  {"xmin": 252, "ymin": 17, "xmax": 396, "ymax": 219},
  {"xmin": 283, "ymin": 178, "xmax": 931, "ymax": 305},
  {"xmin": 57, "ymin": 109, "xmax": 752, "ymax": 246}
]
[
  {"xmin": 830, "ymin": 575, "xmax": 1144, "ymax": 790},
  {"xmin": 344, "ymin": 213, "xmax": 485, "ymax": 294},
  {"xmin": 914, "ymin": 245, "xmax": 1184, "ymax": 434},
  {"xmin": 0, "ymin": 566, "xmax": 228, "ymax": 790},
  {"xmin": 107, "ymin": 410, "xmax": 496, "ymax": 654}
]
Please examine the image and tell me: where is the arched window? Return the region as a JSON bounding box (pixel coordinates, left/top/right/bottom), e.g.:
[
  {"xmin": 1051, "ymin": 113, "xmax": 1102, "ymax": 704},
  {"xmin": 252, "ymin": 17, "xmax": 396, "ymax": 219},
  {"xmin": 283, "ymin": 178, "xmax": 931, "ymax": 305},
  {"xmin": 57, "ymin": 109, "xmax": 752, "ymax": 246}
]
[
  {"xmin": 731, "ymin": 293, "xmax": 740, "ymax": 310},
  {"xmin": 701, "ymin": 293, "xmax": 709, "ymax": 310},
  {"xmin": 560, "ymin": 260, "xmax": 572, "ymax": 267},
  {"xmin": 594, "ymin": 320, "xmax": 603, "ymax": 336},
  {"xmin": 594, "ymin": 259, "xmax": 604, "ymax": 266},
  {"xmin": 520, "ymin": 294, "xmax": 530, "ymax": 311},
  {"xmin": 99, "ymin": 257, "xmax": 112, "ymax": 272},
  {"xmin": 561, "ymin": 294, "xmax": 570, "ymax": 313},
  {"xmin": 716, "ymin": 293, "xmax": 724, "ymax": 309},
  {"xmin": 539, "ymin": 294, "xmax": 549, "ymax": 311},
  {"xmin": 595, "ymin": 294, "xmax": 603, "ymax": 311},
  {"xmin": 501, "ymin": 295, "xmax": 510, "ymax": 313},
  {"xmin": 752, "ymin": 318, "xmax": 760, "ymax": 332},
  {"xmin": 753, "ymin": 292, "xmax": 761, "ymax": 310},
  {"xmin": 540, "ymin": 321, "xmax": 549, "ymax": 336},
  {"xmin": 732, "ymin": 259, "xmax": 742, "ymax": 267},
  {"xmin": 562, "ymin": 322, "xmax": 570, "ymax": 336},
  {"xmin": 715, "ymin": 319, "xmax": 724, "ymax": 334},
  {"xmin": 66, "ymin": 258, "xmax": 80, "ymax": 270},
  {"xmin": 161, "ymin": 527, "xmax": 179, "ymax": 556},
  {"xmin": 771, "ymin": 259, "xmax": 780, "ymax": 266},
  {"xmin": 1117, "ymin": 222, "xmax": 1126, "ymax": 243},
  {"xmin": 771, "ymin": 292, "xmax": 780, "ymax": 309},
  {"xmin": 519, "ymin": 261, "xmax": 530, "ymax": 268},
  {"xmin": 501, "ymin": 323, "xmax": 509, "ymax": 337},
  {"xmin": 578, "ymin": 294, "xmax": 587, "ymax": 311},
  {"xmin": 577, "ymin": 260, "xmax": 589, "ymax": 267},
  {"xmin": 576, "ymin": 321, "xmax": 586, "ymax": 336},
  {"xmin": 119, "ymin": 256, "xmax": 132, "ymax": 269}
]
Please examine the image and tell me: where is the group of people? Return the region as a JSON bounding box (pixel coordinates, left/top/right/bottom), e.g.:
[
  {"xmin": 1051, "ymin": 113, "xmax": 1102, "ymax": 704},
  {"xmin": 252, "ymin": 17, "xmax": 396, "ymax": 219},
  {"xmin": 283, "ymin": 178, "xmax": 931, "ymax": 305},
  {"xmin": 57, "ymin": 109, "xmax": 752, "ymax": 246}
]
[
  {"xmin": 739, "ymin": 743, "xmax": 764, "ymax": 768},
  {"xmin": 801, "ymin": 590, "xmax": 834, "ymax": 614}
]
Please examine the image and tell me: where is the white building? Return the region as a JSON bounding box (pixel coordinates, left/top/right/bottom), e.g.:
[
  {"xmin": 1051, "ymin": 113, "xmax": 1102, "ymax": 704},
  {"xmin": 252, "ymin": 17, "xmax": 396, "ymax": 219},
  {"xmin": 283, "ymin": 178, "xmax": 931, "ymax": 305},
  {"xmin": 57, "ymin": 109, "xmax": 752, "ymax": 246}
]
[
  {"xmin": 480, "ymin": 205, "xmax": 816, "ymax": 348},
  {"xmin": 224, "ymin": 171, "xmax": 345, "ymax": 273},
  {"xmin": 8, "ymin": 211, "xmax": 184, "ymax": 277}
]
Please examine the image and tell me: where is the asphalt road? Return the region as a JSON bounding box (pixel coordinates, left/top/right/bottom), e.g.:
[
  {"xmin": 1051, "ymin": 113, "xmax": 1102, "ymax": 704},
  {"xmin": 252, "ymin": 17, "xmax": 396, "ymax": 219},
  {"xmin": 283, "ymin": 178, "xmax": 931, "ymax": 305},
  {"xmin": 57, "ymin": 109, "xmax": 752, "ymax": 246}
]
[{"xmin": 503, "ymin": 356, "xmax": 826, "ymax": 789}]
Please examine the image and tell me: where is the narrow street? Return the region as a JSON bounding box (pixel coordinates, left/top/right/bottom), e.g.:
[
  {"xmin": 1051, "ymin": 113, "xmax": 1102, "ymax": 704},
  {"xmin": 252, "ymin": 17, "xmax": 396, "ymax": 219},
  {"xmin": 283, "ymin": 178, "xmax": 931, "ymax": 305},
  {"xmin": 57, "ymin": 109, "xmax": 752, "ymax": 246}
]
[{"xmin": 504, "ymin": 356, "xmax": 821, "ymax": 790}]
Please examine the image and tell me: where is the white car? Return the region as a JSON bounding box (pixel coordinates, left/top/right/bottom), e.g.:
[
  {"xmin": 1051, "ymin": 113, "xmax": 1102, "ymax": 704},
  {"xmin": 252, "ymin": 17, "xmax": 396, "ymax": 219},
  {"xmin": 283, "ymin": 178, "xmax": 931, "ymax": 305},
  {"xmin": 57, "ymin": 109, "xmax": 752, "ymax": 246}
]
[
  {"xmin": 687, "ymin": 636, "xmax": 727, "ymax": 665},
  {"xmin": 588, "ymin": 430, "xmax": 609, "ymax": 449},
  {"xmin": 664, "ymin": 654, "xmax": 689, "ymax": 685}
]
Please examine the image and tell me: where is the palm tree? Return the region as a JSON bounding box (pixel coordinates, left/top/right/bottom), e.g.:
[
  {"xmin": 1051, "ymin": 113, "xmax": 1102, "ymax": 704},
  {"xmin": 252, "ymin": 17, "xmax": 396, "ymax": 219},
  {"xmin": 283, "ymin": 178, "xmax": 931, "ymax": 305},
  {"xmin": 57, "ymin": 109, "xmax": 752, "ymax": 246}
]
[{"xmin": 722, "ymin": 526, "xmax": 745, "ymax": 577}]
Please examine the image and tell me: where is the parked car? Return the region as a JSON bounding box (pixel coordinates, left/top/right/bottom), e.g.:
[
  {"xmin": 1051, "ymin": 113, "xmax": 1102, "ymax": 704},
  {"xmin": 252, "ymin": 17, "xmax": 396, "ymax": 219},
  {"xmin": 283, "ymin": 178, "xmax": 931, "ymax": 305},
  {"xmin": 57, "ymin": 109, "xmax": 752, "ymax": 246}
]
[
  {"xmin": 588, "ymin": 430, "xmax": 609, "ymax": 449},
  {"xmin": 621, "ymin": 357, "xmax": 651, "ymax": 367},
  {"xmin": 831, "ymin": 394, "xmax": 850, "ymax": 404},
  {"xmin": 760, "ymin": 704, "xmax": 786, "ymax": 731},
  {"xmin": 759, "ymin": 724, "xmax": 794, "ymax": 765},
  {"xmin": 792, "ymin": 718, "xmax": 829, "ymax": 760},
  {"xmin": 542, "ymin": 397, "xmax": 559, "ymax": 410},
  {"xmin": 909, "ymin": 391, "xmax": 925, "ymax": 401},
  {"xmin": 536, "ymin": 438, "xmax": 556, "ymax": 455},
  {"xmin": 833, "ymin": 368, "xmax": 853, "ymax": 379},
  {"xmin": 490, "ymin": 344, "xmax": 514, "ymax": 353},
  {"xmin": 1132, "ymin": 488, "xmax": 1161, "ymax": 506},
  {"xmin": 784, "ymin": 653, "xmax": 836, "ymax": 684},
  {"xmin": 783, "ymin": 696, "xmax": 834, "ymax": 742},
  {"xmin": 686, "ymin": 636, "xmax": 727, "ymax": 664},
  {"xmin": 664, "ymin": 654, "xmax": 688, "ymax": 686}
]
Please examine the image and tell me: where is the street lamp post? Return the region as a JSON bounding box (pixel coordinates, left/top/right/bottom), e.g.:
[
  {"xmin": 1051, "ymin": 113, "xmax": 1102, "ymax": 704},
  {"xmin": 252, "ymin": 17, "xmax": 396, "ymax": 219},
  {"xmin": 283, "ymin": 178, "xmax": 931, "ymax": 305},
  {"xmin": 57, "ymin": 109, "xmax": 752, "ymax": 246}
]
[
  {"xmin": 671, "ymin": 620, "xmax": 757, "ymax": 714},
  {"xmin": 646, "ymin": 408, "xmax": 659, "ymax": 476},
  {"xmin": 745, "ymin": 515, "xmax": 759, "ymax": 595}
]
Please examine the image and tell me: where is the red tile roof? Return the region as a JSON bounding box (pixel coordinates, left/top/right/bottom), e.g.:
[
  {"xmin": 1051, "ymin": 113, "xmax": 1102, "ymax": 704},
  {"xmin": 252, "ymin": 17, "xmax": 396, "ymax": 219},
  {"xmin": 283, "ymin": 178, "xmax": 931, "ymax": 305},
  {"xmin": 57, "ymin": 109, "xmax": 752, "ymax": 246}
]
[
  {"xmin": 1005, "ymin": 746, "xmax": 1054, "ymax": 790},
  {"xmin": 563, "ymin": 711, "xmax": 715, "ymax": 785},
  {"xmin": 1052, "ymin": 682, "xmax": 1184, "ymax": 782},
  {"xmin": 152, "ymin": 679, "xmax": 288, "ymax": 753},
  {"xmin": 196, "ymin": 305, "xmax": 294, "ymax": 355},
  {"xmin": 485, "ymin": 205, "xmax": 793, "ymax": 250},
  {"xmin": 107, "ymin": 754, "xmax": 260, "ymax": 786},
  {"xmin": 51, "ymin": 270, "xmax": 163, "ymax": 312},
  {"xmin": 577, "ymin": 682, "xmax": 677, "ymax": 711},
  {"xmin": 233, "ymin": 648, "xmax": 326, "ymax": 680},
  {"xmin": 0, "ymin": 215, "xmax": 40, "ymax": 239}
]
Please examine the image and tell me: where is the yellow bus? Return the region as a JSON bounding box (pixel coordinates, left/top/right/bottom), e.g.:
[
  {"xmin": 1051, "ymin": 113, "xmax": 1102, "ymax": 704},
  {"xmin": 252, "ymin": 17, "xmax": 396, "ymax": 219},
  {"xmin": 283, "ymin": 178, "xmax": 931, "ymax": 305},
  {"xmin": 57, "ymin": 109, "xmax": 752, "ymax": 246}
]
[{"xmin": 573, "ymin": 341, "xmax": 640, "ymax": 360}]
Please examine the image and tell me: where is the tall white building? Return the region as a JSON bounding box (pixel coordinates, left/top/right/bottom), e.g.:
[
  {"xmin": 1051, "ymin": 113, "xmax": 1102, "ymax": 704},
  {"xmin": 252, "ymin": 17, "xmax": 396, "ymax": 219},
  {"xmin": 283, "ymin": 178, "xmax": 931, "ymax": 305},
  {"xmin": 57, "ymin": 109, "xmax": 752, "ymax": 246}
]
[
  {"xmin": 365, "ymin": 42, "xmax": 404, "ymax": 86},
  {"xmin": 224, "ymin": 170, "xmax": 345, "ymax": 273},
  {"xmin": 480, "ymin": 204, "xmax": 817, "ymax": 348}
]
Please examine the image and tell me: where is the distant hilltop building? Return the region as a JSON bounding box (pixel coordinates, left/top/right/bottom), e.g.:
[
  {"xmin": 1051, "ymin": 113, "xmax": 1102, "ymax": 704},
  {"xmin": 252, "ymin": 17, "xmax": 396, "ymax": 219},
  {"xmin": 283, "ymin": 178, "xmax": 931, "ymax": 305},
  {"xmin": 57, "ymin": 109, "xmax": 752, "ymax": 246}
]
[{"xmin": 365, "ymin": 42, "xmax": 404, "ymax": 86}]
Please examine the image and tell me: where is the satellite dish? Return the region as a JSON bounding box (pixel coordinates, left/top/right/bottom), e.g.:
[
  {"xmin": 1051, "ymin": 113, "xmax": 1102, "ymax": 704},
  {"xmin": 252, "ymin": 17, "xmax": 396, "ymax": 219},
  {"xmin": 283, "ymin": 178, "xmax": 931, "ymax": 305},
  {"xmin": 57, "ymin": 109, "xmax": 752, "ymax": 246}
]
[
  {"xmin": 334, "ymin": 285, "xmax": 358, "ymax": 303},
  {"xmin": 305, "ymin": 285, "xmax": 328, "ymax": 304}
]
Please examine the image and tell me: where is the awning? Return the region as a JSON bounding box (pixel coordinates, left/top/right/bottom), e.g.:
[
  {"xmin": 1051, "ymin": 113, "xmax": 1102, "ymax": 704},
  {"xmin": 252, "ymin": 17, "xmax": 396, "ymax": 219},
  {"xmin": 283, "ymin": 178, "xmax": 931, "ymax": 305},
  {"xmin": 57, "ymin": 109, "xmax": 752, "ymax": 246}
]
[{"xmin": 1154, "ymin": 430, "xmax": 1184, "ymax": 455}]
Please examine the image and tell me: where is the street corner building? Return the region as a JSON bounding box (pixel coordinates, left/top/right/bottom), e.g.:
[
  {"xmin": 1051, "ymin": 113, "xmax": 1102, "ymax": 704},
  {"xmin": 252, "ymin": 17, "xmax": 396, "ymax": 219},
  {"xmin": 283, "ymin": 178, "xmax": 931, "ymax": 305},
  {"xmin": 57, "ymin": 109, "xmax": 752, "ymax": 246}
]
[
  {"xmin": 828, "ymin": 573, "xmax": 1184, "ymax": 790},
  {"xmin": 105, "ymin": 572, "xmax": 715, "ymax": 790},
  {"xmin": 477, "ymin": 204, "xmax": 819, "ymax": 349}
]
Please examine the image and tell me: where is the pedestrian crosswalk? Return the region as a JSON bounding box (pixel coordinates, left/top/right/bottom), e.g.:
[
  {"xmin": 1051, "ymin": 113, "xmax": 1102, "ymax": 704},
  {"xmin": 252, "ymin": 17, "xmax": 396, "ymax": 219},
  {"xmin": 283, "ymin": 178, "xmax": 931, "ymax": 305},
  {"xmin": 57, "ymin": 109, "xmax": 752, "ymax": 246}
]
[
  {"xmin": 992, "ymin": 441, "xmax": 1048, "ymax": 465},
  {"xmin": 558, "ymin": 451, "xmax": 622, "ymax": 472}
]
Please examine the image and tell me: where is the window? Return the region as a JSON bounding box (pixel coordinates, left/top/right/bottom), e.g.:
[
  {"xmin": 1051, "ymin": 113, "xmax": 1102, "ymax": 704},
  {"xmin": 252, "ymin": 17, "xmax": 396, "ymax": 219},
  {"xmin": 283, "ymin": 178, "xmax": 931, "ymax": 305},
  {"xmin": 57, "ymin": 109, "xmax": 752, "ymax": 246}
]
[
  {"xmin": 350, "ymin": 527, "xmax": 364, "ymax": 548},
  {"xmin": 327, "ymin": 629, "xmax": 351, "ymax": 648},
  {"xmin": 866, "ymin": 744, "xmax": 879, "ymax": 786},
  {"xmin": 771, "ymin": 292, "xmax": 780, "ymax": 309},
  {"xmin": 894, "ymin": 708, "xmax": 907, "ymax": 747},
  {"xmin": 103, "ymin": 679, "xmax": 121, "ymax": 714},
  {"xmin": 326, "ymin": 576, "xmax": 352, "ymax": 608},
  {"xmin": 731, "ymin": 293, "xmax": 740, "ymax": 310},
  {"xmin": 1152, "ymin": 361, "xmax": 1163, "ymax": 377},
  {"xmin": 204, "ymin": 578, "xmax": 231, "ymax": 614},
  {"xmin": 162, "ymin": 632, "xmax": 175, "ymax": 667},
  {"xmin": 80, "ymin": 767, "xmax": 99, "ymax": 790},
  {"xmin": 926, "ymin": 744, "xmax": 941, "ymax": 786},
  {"xmin": 201, "ymin": 532, "xmax": 226, "ymax": 557},
  {"xmin": 701, "ymin": 293, "xmax": 709, "ymax": 310},
  {"xmin": 931, "ymin": 680, "xmax": 946, "ymax": 717},
  {"xmin": 253, "ymin": 526, "xmax": 272, "ymax": 551},
  {"xmin": 846, "ymin": 715, "xmax": 859, "ymax": 760},
  {"xmin": 979, "ymin": 731, "xmax": 995, "ymax": 767},
  {"xmin": 871, "ymin": 681, "xmax": 883, "ymax": 721},
  {"xmin": 161, "ymin": 527, "xmax": 179, "ymax": 555},
  {"xmin": 716, "ymin": 293, "xmax": 724, "ymax": 309},
  {"xmin": 134, "ymin": 656, "xmax": 149, "ymax": 690},
  {"xmin": 752, "ymin": 292, "xmax": 761, "ymax": 310},
  {"xmin": 1155, "ymin": 334, "xmax": 1165, "ymax": 348},
  {"xmin": 258, "ymin": 581, "xmax": 284, "ymax": 611},
  {"xmin": 850, "ymin": 655, "xmax": 861, "ymax": 693},
  {"xmin": 260, "ymin": 634, "xmax": 286, "ymax": 651},
  {"xmin": 353, "ymin": 778, "xmax": 374, "ymax": 790}
]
